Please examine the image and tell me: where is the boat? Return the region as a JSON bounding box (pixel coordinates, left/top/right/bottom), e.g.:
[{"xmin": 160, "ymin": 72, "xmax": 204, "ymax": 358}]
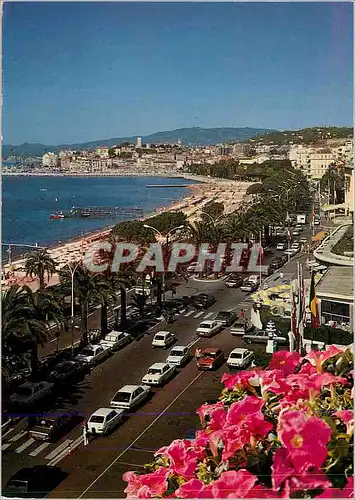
[
  {"xmin": 40, "ymin": 188, "xmax": 47, "ymax": 192},
  {"xmin": 50, "ymin": 212, "xmax": 65, "ymax": 220}
]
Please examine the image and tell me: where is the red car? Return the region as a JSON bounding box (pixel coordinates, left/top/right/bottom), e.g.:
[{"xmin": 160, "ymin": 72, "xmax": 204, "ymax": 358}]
[{"xmin": 196, "ymin": 348, "xmax": 225, "ymax": 370}]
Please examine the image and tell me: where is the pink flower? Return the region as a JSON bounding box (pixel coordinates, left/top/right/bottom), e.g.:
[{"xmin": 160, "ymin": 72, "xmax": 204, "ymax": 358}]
[
  {"xmin": 226, "ymin": 396, "xmax": 265, "ymax": 426},
  {"xmin": 311, "ymin": 372, "xmax": 348, "ymax": 390},
  {"xmin": 155, "ymin": 439, "xmax": 205, "ymax": 479},
  {"xmin": 221, "ymin": 370, "xmax": 259, "ymax": 391},
  {"xmin": 272, "ymin": 448, "xmax": 331, "ymax": 494},
  {"xmin": 245, "ymin": 485, "xmax": 279, "ymax": 498},
  {"xmin": 299, "ymin": 361, "xmax": 317, "ymax": 376},
  {"xmin": 315, "ymin": 475, "xmax": 354, "ymax": 498},
  {"xmin": 259, "ymin": 370, "xmax": 291, "ymax": 396},
  {"xmin": 334, "ymin": 410, "xmax": 354, "ymax": 434},
  {"xmin": 304, "ymin": 345, "xmax": 344, "ymax": 373},
  {"xmin": 211, "ymin": 470, "xmax": 258, "ymax": 498},
  {"xmin": 196, "ymin": 401, "xmax": 227, "ymax": 430},
  {"xmin": 277, "ymin": 410, "xmax": 332, "ymax": 469},
  {"xmin": 193, "ymin": 429, "xmax": 210, "ymax": 447},
  {"xmin": 123, "ymin": 467, "xmax": 171, "ymax": 498},
  {"xmin": 269, "ymin": 351, "xmax": 301, "ymax": 376},
  {"xmin": 175, "ymin": 479, "xmax": 214, "ymax": 498}
]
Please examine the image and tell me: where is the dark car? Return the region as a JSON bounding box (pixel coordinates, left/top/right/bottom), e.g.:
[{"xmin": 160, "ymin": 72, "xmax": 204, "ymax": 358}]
[
  {"xmin": 3, "ymin": 466, "xmax": 68, "ymax": 498},
  {"xmin": 225, "ymin": 274, "xmax": 243, "ymax": 288},
  {"xmin": 48, "ymin": 360, "xmax": 90, "ymax": 385},
  {"xmin": 269, "ymin": 258, "xmax": 283, "ymax": 270},
  {"xmin": 243, "ymin": 329, "xmax": 288, "ymax": 346},
  {"xmin": 193, "ymin": 293, "xmax": 216, "ymax": 309},
  {"xmin": 215, "ymin": 311, "xmax": 238, "ymax": 327},
  {"xmin": 29, "ymin": 411, "xmax": 79, "ymax": 441}
]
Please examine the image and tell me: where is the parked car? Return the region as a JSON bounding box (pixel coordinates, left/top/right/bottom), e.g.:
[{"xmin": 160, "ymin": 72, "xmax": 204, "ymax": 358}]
[
  {"xmin": 295, "ymin": 224, "xmax": 303, "ymax": 231},
  {"xmin": 291, "ymin": 243, "xmax": 300, "ymax": 252},
  {"xmin": 227, "ymin": 348, "xmax": 254, "ymax": 369},
  {"xmin": 192, "ymin": 293, "xmax": 216, "ymax": 309},
  {"xmin": 75, "ymin": 344, "xmax": 112, "ymax": 366},
  {"xmin": 270, "ymin": 258, "xmax": 283, "ymax": 270},
  {"xmin": 196, "ymin": 348, "xmax": 225, "ymax": 371},
  {"xmin": 284, "ymin": 248, "xmax": 297, "ymax": 256},
  {"xmin": 243, "ymin": 329, "xmax": 288, "ymax": 345},
  {"xmin": 100, "ymin": 331, "xmax": 131, "ymax": 351},
  {"xmin": 152, "ymin": 331, "xmax": 176, "ymax": 348},
  {"xmin": 230, "ymin": 319, "xmax": 249, "ymax": 336},
  {"xmin": 9, "ymin": 381, "xmax": 54, "ymax": 406},
  {"xmin": 3, "ymin": 466, "xmax": 68, "ymax": 498},
  {"xmin": 110, "ymin": 384, "xmax": 150, "ymax": 410},
  {"xmin": 215, "ymin": 311, "xmax": 237, "ymax": 327},
  {"xmin": 48, "ymin": 360, "xmax": 90, "ymax": 385},
  {"xmin": 300, "ymin": 237, "xmax": 307, "ymax": 244},
  {"xmin": 225, "ymin": 274, "xmax": 243, "ymax": 288},
  {"xmin": 166, "ymin": 345, "xmax": 190, "ymax": 367},
  {"xmin": 142, "ymin": 362, "xmax": 176, "ymax": 386},
  {"xmin": 87, "ymin": 408, "xmax": 125, "ymax": 436},
  {"xmin": 314, "ymin": 219, "xmax": 321, "ymax": 225},
  {"xmin": 29, "ymin": 411, "xmax": 78, "ymax": 441},
  {"xmin": 276, "ymin": 242, "xmax": 286, "ymax": 251},
  {"xmin": 240, "ymin": 281, "xmax": 259, "ymax": 292},
  {"xmin": 196, "ymin": 320, "xmax": 222, "ymax": 337},
  {"xmin": 292, "ymin": 229, "xmax": 300, "ymax": 236}
]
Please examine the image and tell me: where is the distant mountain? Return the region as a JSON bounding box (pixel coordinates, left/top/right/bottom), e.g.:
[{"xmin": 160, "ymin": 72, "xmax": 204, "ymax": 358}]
[{"xmin": 2, "ymin": 127, "xmax": 277, "ymax": 158}]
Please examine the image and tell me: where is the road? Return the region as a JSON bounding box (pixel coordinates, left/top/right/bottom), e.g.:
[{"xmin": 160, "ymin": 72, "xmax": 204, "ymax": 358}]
[{"xmin": 2, "ymin": 219, "xmax": 327, "ymax": 496}]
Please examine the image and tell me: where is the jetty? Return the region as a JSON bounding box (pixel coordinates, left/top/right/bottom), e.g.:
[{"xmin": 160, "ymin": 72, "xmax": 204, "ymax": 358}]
[{"xmin": 50, "ymin": 207, "xmax": 144, "ymax": 220}]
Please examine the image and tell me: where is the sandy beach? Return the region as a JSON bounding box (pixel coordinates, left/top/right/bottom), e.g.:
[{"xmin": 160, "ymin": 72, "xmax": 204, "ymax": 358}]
[{"xmin": 2, "ymin": 176, "xmax": 252, "ymax": 290}]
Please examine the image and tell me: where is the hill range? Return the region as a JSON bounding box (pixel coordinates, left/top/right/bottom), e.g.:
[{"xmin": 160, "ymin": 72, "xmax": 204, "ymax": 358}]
[{"xmin": 3, "ymin": 127, "xmax": 277, "ymax": 157}]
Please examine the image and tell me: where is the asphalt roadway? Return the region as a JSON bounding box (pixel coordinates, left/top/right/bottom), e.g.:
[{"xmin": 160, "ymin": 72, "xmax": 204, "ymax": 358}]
[{"xmin": 3, "ymin": 221, "xmax": 325, "ymax": 496}]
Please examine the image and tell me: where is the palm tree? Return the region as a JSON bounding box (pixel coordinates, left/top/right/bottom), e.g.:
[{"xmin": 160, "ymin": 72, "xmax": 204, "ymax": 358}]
[
  {"xmin": 60, "ymin": 264, "xmax": 100, "ymax": 344},
  {"xmin": 25, "ymin": 250, "xmax": 56, "ymax": 289},
  {"xmin": 2, "ymin": 285, "xmax": 32, "ymax": 376}
]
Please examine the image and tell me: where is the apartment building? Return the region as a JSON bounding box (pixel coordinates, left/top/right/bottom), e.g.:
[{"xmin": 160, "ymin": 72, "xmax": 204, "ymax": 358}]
[
  {"xmin": 42, "ymin": 152, "xmax": 58, "ymax": 167},
  {"xmin": 95, "ymin": 146, "xmax": 110, "ymax": 158},
  {"xmin": 307, "ymin": 149, "xmax": 337, "ymax": 180},
  {"xmin": 288, "ymin": 145, "xmax": 313, "ymax": 171}
]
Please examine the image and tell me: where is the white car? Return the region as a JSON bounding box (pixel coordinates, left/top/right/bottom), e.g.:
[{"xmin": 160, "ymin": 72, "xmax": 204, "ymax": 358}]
[
  {"xmin": 166, "ymin": 345, "xmax": 191, "ymax": 367},
  {"xmin": 227, "ymin": 348, "xmax": 254, "ymax": 369},
  {"xmin": 240, "ymin": 281, "xmax": 259, "ymax": 292},
  {"xmin": 284, "ymin": 248, "xmax": 297, "ymax": 256},
  {"xmin": 87, "ymin": 408, "xmax": 125, "ymax": 435},
  {"xmin": 292, "ymin": 230, "xmax": 300, "ymax": 236},
  {"xmin": 100, "ymin": 331, "xmax": 131, "ymax": 351},
  {"xmin": 300, "ymin": 237, "xmax": 307, "ymax": 244},
  {"xmin": 9, "ymin": 381, "xmax": 54, "ymax": 406},
  {"xmin": 75, "ymin": 344, "xmax": 112, "ymax": 366},
  {"xmin": 291, "ymin": 243, "xmax": 300, "ymax": 252},
  {"xmin": 110, "ymin": 384, "xmax": 151, "ymax": 410},
  {"xmin": 196, "ymin": 320, "xmax": 222, "ymax": 337},
  {"xmin": 276, "ymin": 243, "xmax": 286, "ymax": 251},
  {"xmin": 152, "ymin": 331, "xmax": 176, "ymax": 348},
  {"xmin": 142, "ymin": 362, "xmax": 176, "ymax": 386}
]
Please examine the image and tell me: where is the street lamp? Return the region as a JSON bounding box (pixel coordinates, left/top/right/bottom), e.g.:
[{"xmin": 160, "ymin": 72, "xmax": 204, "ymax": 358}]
[
  {"xmin": 67, "ymin": 260, "xmax": 82, "ymax": 356},
  {"xmin": 199, "ymin": 211, "xmax": 225, "ymax": 225},
  {"xmin": 143, "ymin": 224, "xmax": 185, "ymax": 302}
]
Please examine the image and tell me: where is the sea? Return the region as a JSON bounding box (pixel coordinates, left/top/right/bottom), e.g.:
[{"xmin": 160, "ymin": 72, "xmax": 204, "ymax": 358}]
[{"xmin": 2, "ymin": 176, "xmax": 197, "ymax": 260}]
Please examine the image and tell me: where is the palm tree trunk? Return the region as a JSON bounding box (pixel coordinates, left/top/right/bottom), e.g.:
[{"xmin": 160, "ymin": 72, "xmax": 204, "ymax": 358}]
[
  {"xmin": 80, "ymin": 302, "xmax": 88, "ymax": 345},
  {"xmin": 101, "ymin": 303, "xmax": 108, "ymax": 336},
  {"xmin": 39, "ymin": 271, "xmax": 45, "ymax": 289},
  {"xmin": 120, "ymin": 286, "xmax": 127, "ymax": 325},
  {"xmin": 30, "ymin": 338, "xmax": 39, "ymax": 378}
]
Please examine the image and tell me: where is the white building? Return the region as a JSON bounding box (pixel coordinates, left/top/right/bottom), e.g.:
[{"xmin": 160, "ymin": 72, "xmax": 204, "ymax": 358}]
[
  {"xmin": 42, "ymin": 152, "xmax": 58, "ymax": 167},
  {"xmin": 308, "ymin": 149, "xmax": 337, "ymax": 180},
  {"xmin": 95, "ymin": 146, "xmax": 109, "ymax": 158},
  {"xmin": 136, "ymin": 137, "xmax": 142, "ymax": 148},
  {"xmin": 288, "ymin": 145, "xmax": 313, "ymax": 171}
]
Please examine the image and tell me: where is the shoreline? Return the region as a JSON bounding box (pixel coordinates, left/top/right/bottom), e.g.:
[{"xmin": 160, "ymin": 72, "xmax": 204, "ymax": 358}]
[{"xmin": 2, "ymin": 176, "xmax": 252, "ymax": 289}]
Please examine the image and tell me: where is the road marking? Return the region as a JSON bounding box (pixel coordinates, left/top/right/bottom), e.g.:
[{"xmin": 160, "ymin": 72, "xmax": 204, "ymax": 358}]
[
  {"xmin": 2, "ymin": 443, "xmax": 12, "ymax": 451},
  {"xmin": 48, "ymin": 435, "xmax": 84, "ymax": 466},
  {"xmin": 45, "ymin": 439, "xmax": 72, "ymax": 460},
  {"xmin": 116, "ymin": 461, "xmax": 145, "ymax": 468},
  {"xmin": 187, "ymin": 337, "xmax": 200, "ymax": 349},
  {"xmin": 194, "ymin": 311, "xmax": 205, "ymax": 318},
  {"xmin": 2, "ymin": 427, "xmax": 14, "ymax": 439},
  {"xmin": 78, "ymin": 371, "xmax": 204, "ymax": 498},
  {"xmin": 184, "ymin": 310, "xmax": 195, "ymax": 317},
  {"xmin": 15, "ymin": 437, "xmax": 36, "ymax": 453},
  {"xmin": 29, "ymin": 441, "xmax": 51, "ymax": 457},
  {"xmin": 9, "ymin": 430, "xmax": 27, "ymax": 442},
  {"xmin": 204, "ymin": 312, "xmax": 214, "ymax": 319},
  {"xmin": 63, "ymin": 339, "xmax": 81, "ymax": 350}
]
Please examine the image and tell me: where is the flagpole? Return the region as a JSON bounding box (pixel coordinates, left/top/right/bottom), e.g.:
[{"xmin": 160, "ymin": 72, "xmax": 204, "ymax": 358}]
[{"xmin": 259, "ymin": 231, "xmax": 262, "ymax": 285}]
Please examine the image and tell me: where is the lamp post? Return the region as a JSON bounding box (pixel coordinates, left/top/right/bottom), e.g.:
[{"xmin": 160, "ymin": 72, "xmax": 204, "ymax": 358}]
[
  {"xmin": 199, "ymin": 212, "xmax": 225, "ymax": 225},
  {"xmin": 67, "ymin": 260, "xmax": 82, "ymax": 356},
  {"xmin": 143, "ymin": 224, "xmax": 185, "ymax": 303}
]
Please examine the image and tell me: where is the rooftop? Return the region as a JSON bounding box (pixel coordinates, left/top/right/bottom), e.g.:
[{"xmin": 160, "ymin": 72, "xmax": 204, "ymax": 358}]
[{"xmin": 316, "ymin": 266, "xmax": 354, "ymax": 301}]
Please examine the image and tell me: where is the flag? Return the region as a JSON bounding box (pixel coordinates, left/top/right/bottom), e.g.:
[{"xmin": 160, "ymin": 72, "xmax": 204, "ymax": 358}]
[
  {"xmin": 290, "ymin": 282, "xmax": 299, "ymax": 348},
  {"xmin": 309, "ymin": 271, "xmax": 319, "ymax": 329},
  {"xmin": 297, "ymin": 263, "xmax": 306, "ymax": 351},
  {"xmin": 287, "ymin": 227, "xmax": 292, "ymax": 241}
]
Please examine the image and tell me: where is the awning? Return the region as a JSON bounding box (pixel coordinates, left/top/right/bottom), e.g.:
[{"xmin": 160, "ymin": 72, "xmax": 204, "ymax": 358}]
[
  {"xmin": 312, "ymin": 231, "xmax": 327, "ymax": 242},
  {"xmin": 322, "ymin": 203, "xmax": 346, "ymax": 212}
]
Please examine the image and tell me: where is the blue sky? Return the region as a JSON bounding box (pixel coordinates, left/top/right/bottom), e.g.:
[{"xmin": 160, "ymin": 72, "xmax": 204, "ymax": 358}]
[{"xmin": 3, "ymin": 1, "xmax": 353, "ymax": 145}]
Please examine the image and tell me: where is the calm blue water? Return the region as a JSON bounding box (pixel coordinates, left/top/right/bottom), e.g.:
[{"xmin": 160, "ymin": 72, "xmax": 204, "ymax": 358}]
[{"xmin": 2, "ymin": 176, "xmax": 195, "ymax": 255}]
